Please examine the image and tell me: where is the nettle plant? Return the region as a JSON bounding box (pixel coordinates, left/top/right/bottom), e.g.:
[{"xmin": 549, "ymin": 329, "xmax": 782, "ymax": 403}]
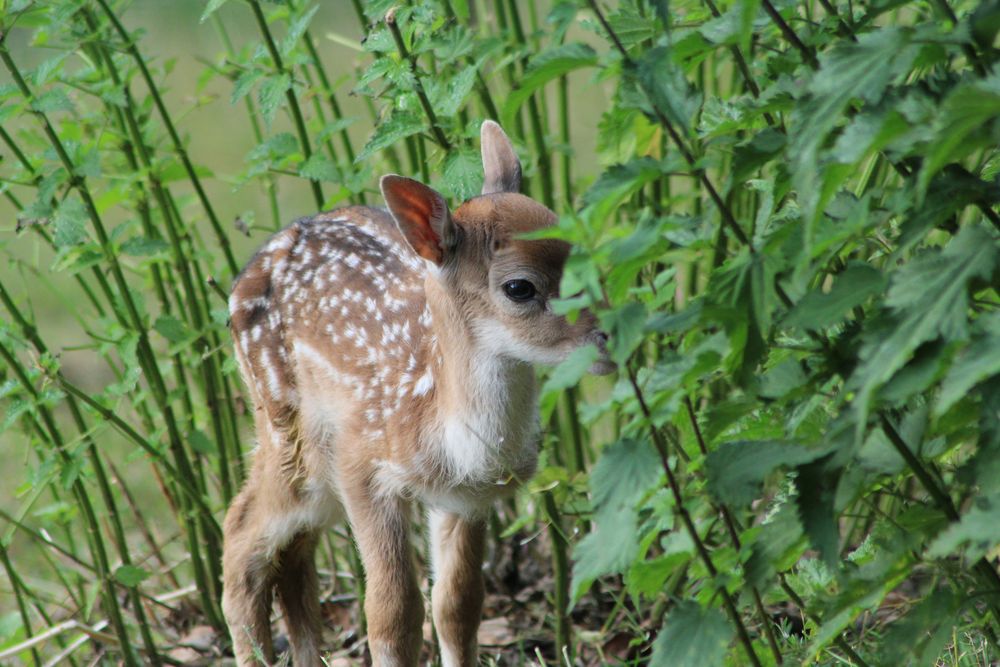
[{"xmin": 1, "ymin": 0, "xmax": 999, "ymax": 664}]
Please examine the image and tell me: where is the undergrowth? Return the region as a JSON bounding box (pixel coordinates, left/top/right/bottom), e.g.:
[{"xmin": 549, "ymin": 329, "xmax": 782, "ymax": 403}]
[{"xmin": 1, "ymin": 0, "xmax": 1000, "ymax": 664}]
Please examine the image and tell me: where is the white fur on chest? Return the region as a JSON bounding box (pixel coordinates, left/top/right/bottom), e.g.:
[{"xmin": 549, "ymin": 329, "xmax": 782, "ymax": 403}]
[{"xmin": 428, "ymin": 352, "xmax": 540, "ymax": 494}]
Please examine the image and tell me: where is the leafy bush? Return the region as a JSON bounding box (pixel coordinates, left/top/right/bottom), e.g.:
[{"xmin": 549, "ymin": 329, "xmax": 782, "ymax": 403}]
[{"xmin": 1, "ymin": 0, "xmax": 999, "ymax": 664}]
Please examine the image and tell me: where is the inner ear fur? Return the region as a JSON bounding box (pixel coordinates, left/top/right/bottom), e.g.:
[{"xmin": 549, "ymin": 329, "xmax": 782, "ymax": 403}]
[
  {"xmin": 480, "ymin": 120, "xmax": 522, "ymax": 195},
  {"xmin": 380, "ymin": 175, "xmax": 455, "ymax": 265}
]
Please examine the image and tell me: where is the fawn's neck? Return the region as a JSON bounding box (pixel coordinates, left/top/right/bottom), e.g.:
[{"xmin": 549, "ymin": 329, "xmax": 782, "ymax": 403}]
[{"xmin": 420, "ymin": 274, "xmax": 539, "ymax": 483}]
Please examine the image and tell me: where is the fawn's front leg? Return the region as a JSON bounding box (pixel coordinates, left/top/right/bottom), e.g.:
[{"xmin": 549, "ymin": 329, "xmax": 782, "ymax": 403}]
[
  {"xmin": 429, "ymin": 510, "xmax": 486, "ymax": 667},
  {"xmin": 340, "ymin": 476, "xmax": 424, "ymax": 666}
]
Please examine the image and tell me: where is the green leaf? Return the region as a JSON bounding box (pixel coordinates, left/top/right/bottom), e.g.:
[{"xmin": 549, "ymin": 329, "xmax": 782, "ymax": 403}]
[
  {"xmin": 441, "ymin": 148, "xmax": 482, "ymax": 201},
  {"xmin": 501, "ymin": 43, "xmax": 597, "ymax": 128},
  {"xmin": 231, "ymin": 69, "xmax": 265, "ymax": 105},
  {"xmin": 541, "ymin": 345, "xmax": 599, "ymax": 396},
  {"xmin": 784, "ymin": 263, "xmax": 886, "ymax": 330},
  {"xmin": 53, "ymin": 197, "xmax": 89, "ymax": 248},
  {"xmin": 113, "ymin": 565, "xmax": 151, "ymax": 587},
  {"xmin": 920, "ymin": 76, "xmax": 1000, "ymax": 197},
  {"xmin": 281, "ymin": 5, "xmax": 319, "ymax": 57},
  {"xmin": 356, "ymin": 111, "xmax": 424, "ymax": 163},
  {"xmin": 154, "ymin": 315, "xmax": 190, "ymax": 344},
  {"xmin": 936, "ymin": 317, "xmax": 1000, "ymax": 416},
  {"xmin": 200, "ymin": 0, "xmax": 232, "ymax": 23},
  {"xmin": 636, "ymin": 46, "xmax": 701, "ymax": 135},
  {"xmin": 298, "ymin": 154, "xmax": 340, "ymax": 182},
  {"xmin": 928, "ymin": 492, "xmax": 1000, "ymax": 561},
  {"xmin": 258, "ymin": 73, "xmax": 291, "ymax": 128},
  {"xmin": 432, "ymin": 66, "xmax": 477, "ymax": 118},
  {"xmin": 571, "ymin": 438, "xmax": 661, "ymax": 600},
  {"xmin": 650, "ymin": 601, "xmax": 732, "ymax": 667},
  {"xmin": 852, "ymin": 226, "xmax": 998, "ymax": 423},
  {"xmin": 600, "ymin": 302, "xmax": 647, "ymax": 366},
  {"xmin": 31, "ymin": 88, "xmax": 73, "ymax": 113},
  {"xmin": 706, "ymin": 440, "xmax": 831, "ymax": 506}
]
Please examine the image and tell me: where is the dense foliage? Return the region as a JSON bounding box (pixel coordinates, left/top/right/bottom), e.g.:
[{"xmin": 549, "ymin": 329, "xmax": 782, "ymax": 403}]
[{"xmin": 1, "ymin": 0, "xmax": 1000, "ymax": 664}]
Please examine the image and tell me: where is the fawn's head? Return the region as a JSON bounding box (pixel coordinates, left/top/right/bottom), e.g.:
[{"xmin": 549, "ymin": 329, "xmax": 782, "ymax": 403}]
[{"xmin": 380, "ymin": 121, "xmax": 614, "ymax": 375}]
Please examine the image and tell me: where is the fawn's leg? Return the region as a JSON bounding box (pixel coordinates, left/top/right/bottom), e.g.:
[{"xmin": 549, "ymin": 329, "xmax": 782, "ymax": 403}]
[
  {"xmin": 274, "ymin": 531, "xmax": 324, "ymax": 666},
  {"xmin": 429, "ymin": 509, "xmax": 486, "ymax": 667},
  {"xmin": 222, "ymin": 488, "xmax": 277, "ymax": 666},
  {"xmin": 340, "ymin": 478, "xmax": 424, "ymax": 666}
]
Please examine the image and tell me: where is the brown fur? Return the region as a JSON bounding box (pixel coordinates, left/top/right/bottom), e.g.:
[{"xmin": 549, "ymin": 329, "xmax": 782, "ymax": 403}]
[{"xmin": 221, "ymin": 122, "xmax": 613, "ymax": 666}]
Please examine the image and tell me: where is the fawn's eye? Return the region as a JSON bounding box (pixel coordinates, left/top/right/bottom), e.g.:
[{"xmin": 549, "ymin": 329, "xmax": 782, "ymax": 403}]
[{"xmin": 502, "ymin": 279, "xmax": 537, "ymax": 302}]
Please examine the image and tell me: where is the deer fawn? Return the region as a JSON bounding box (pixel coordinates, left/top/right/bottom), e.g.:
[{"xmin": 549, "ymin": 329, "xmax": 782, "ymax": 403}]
[{"xmin": 222, "ymin": 121, "xmax": 613, "ymax": 666}]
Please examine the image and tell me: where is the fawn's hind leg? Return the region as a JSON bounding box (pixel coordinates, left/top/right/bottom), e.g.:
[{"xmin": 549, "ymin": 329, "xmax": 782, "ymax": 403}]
[
  {"xmin": 223, "ymin": 426, "xmax": 335, "ymax": 666},
  {"xmin": 222, "ymin": 488, "xmax": 277, "ymax": 666},
  {"xmin": 274, "ymin": 531, "xmax": 324, "ymax": 666}
]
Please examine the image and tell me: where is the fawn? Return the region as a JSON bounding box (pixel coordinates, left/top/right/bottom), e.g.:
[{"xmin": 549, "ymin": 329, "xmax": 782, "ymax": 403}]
[{"xmin": 222, "ymin": 121, "xmax": 614, "ymax": 666}]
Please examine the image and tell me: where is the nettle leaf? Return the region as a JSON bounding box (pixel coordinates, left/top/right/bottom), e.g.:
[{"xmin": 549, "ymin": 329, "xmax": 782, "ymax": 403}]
[
  {"xmin": 571, "ymin": 438, "xmax": 661, "ymax": 600},
  {"xmin": 706, "ymin": 440, "xmax": 831, "ymax": 506},
  {"xmin": 705, "ymin": 251, "xmax": 777, "ymax": 380},
  {"xmin": 791, "ymin": 27, "xmax": 916, "ymax": 223},
  {"xmin": 783, "ymin": 263, "xmax": 886, "ymax": 330},
  {"xmin": 441, "ymin": 148, "xmax": 482, "ymax": 201},
  {"xmin": 636, "ymin": 46, "xmax": 701, "ymax": 135},
  {"xmin": 851, "ymin": 226, "xmax": 998, "ymax": 423},
  {"xmin": 298, "ymin": 154, "xmax": 340, "ymax": 182},
  {"xmin": 258, "ymin": 73, "xmax": 291, "ymax": 128},
  {"xmin": 113, "ymin": 565, "xmax": 151, "ymax": 587},
  {"xmin": 501, "ymin": 42, "xmax": 597, "ymax": 128},
  {"xmin": 541, "ymin": 344, "xmax": 599, "ymax": 396},
  {"xmin": 796, "ymin": 457, "xmax": 840, "ymax": 566},
  {"xmin": 281, "ymin": 5, "xmax": 319, "ymax": 57},
  {"xmin": 936, "ymin": 314, "xmax": 1000, "ymax": 416},
  {"xmin": 356, "ymin": 111, "xmax": 424, "ymax": 162},
  {"xmin": 231, "ymin": 69, "xmax": 265, "ymax": 105},
  {"xmin": 53, "ymin": 197, "xmax": 90, "ymax": 248},
  {"xmin": 650, "ymin": 601, "xmax": 732, "ymax": 667},
  {"xmin": 919, "ymin": 76, "xmax": 1000, "ymax": 198},
  {"xmin": 928, "ymin": 492, "xmax": 1000, "ymax": 561},
  {"xmin": 31, "ymin": 88, "xmax": 74, "ymax": 113},
  {"xmin": 430, "ymin": 65, "xmax": 477, "ymax": 118},
  {"xmin": 200, "ymin": 0, "xmax": 232, "ymax": 23},
  {"xmin": 600, "ymin": 302, "xmax": 647, "ymax": 367},
  {"xmin": 878, "ymin": 590, "xmax": 962, "ymax": 666}
]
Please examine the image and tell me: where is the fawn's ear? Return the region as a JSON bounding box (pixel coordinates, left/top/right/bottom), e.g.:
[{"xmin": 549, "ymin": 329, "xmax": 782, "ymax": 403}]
[
  {"xmin": 481, "ymin": 120, "xmax": 522, "ymax": 195},
  {"xmin": 381, "ymin": 175, "xmax": 455, "ymax": 265}
]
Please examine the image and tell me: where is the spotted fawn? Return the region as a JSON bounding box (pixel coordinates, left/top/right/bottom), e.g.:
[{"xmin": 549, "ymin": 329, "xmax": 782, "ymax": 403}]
[{"xmin": 221, "ymin": 121, "xmax": 614, "ymax": 666}]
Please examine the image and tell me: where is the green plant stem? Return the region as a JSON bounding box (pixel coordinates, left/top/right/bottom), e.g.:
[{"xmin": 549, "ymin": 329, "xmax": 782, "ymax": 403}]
[
  {"xmin": 211, "ymin": 13, "xmax": 284, "ymax": 226},
  {"xmin": 93, "ymin": 0, "xmax": 238, "ymax": 275},
  {"xmin": 0, "ymin": 342, "xmax": 139, "ymax": 666},
  {"xmin": 879, "ymin": 415, "xmax": 1000, "ymax": 627},
  {"xmin": 543, "ymin": 491, "xmax": 572, "ymax": 663},
  {"xmin": 760, "ymin": 0, "xmax": 819, "ymax": 69},
  {"xmin": 626, "ymin": 367, "xmax": 763, "ymax": 667},
  {"xmin": 385, "ymin": 8, "xmax": 452, "ymax": 151},
  {"xmin": 245, "ymin": 0, "xmax": 325, "ymax": 209},
  {"xmin": 0, "ymin": 39, "xmax": 224, "ymax": 630},
  {"xmin": 0, "ymin": 545, "xmax": 43, "ymax": 665}
]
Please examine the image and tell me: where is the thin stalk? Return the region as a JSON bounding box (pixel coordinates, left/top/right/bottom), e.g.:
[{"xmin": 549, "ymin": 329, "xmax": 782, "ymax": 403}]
[
  {"xmin": 0, "ymin": 546, "xmax": 43, "ymax": 665},
  {"xmin": 879, "ymin": 415, "xmax": 1000, "ymax": 626},
  {"xmin": 505, "ymin": 0, "xmax": 553, "ymax": 208},
  {"xmin": 0, "ymin": 343, "xmax": 139, "ymax": 666},
  {"xmin": 211, "ymin": 13, "xmax": 283, "ymax": 227},
  {"xmin": 543, "ymin": 491, "xmax": 572, "ymax": 663},
  {"xmin": 626, "ymin": 367, "xmax": 763, "ymax": 667},
  {"xmin": 760, "ymin": 0, "xmax": 819, "ymax": 69},
  {"xmin": 93, "ymin": 0, "xmax": 239, "ymax": 275},
  {"xmin": 245, "ymin": 0, "xmax": 325, "ymax": 209},
  {"xmin": 386, "ymin": 8, "xmax": 452, "ymax": 151}
]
